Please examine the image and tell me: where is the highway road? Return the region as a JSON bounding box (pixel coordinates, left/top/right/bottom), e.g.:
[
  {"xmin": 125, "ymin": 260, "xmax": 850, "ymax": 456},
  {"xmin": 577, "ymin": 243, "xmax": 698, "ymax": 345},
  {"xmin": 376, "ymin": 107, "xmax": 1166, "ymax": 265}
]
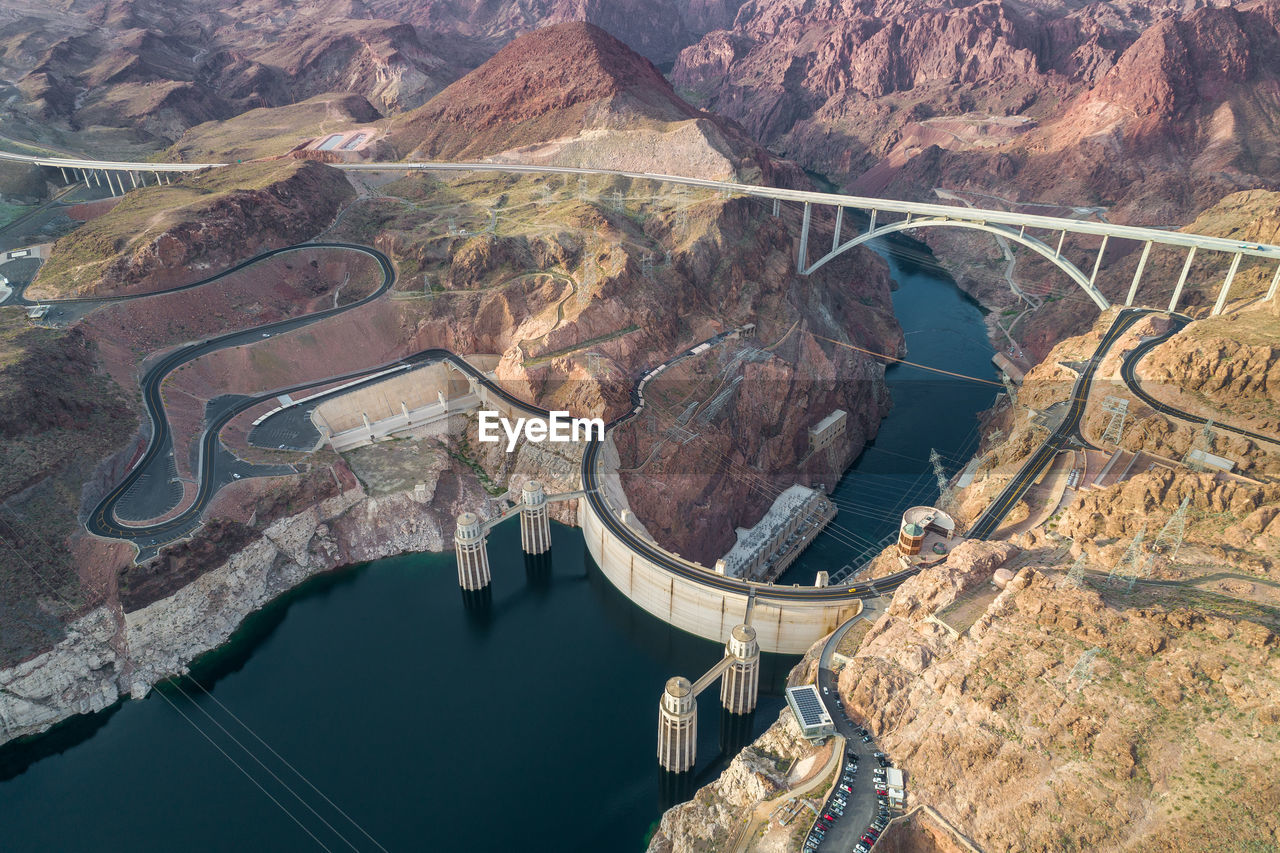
[
  {"xmin": 967, "ymin": 308, "xmax": 1153, "ymax": 540},
  {"xmin": 4, "ymin": 150, "xmax": 1280, "ymax": 272},
  {"xmin": 812, "ymin": 612, "xmax": 884, "ymax": 851},
  {"xmin": 1120, "ymin": 316, "xmax": 1280, "ymax": 448},
  {"xmin": 83, "ymin": 243, "xmax": 396, "ymax": 549}
]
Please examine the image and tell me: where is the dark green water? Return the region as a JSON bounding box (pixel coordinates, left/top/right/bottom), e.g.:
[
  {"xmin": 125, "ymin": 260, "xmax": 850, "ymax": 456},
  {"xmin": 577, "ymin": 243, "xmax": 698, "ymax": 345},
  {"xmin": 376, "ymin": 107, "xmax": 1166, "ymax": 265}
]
[{"xmin": 0, "ymin": 233, "xmax": 994, "ymax": 853}]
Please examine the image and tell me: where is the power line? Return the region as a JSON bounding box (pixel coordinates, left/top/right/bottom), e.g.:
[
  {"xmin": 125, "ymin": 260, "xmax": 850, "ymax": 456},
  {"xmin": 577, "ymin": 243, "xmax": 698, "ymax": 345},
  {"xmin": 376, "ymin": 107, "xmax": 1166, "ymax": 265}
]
[
  {"xmin": 166, "ymin": 679, "xmax": 364, "ymax": 852},
  {"xmin": 183, "ymin": 677, "xmax": 391, "ymax": 853},
  {"xmin": 151, "ymin": 688, "xmax": 333, "ymax": 852},
  {"xmin": 0, "ymin": 514, "xmax": 372, "ymax": 850},
  {"xmin": 810, "ymin": 334, "xmax": 1004, "ymax": 387}
]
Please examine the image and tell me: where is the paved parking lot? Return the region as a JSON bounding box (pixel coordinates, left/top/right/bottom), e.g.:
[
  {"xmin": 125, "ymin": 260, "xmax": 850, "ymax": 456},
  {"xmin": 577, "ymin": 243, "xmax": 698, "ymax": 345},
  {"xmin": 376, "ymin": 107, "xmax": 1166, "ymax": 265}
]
[{"xmin": 805, "ymin": 604, "xmax": 892, "ymax": 852}]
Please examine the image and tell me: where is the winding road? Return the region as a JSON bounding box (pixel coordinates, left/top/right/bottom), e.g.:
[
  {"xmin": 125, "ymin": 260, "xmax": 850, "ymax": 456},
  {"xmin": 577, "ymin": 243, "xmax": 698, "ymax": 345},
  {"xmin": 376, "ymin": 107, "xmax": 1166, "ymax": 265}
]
[
  {"xmin": 967, "ymin": 308, "xmax": 1151, "ymax": 540},
  {"xmin": 1120, "ymin": 316, "xmax": 1280, "ymax": 448}
]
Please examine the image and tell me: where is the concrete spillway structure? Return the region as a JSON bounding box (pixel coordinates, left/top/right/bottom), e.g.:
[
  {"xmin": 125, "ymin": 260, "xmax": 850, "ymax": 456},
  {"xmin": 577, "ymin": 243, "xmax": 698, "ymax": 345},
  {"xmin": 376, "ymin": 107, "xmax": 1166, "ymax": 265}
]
[
  {"xmin": 720, "ymin": 624, "xmax": 761, "ymax": 716},
  {"xmin": 520, "ymin": 480, "xmax": 551, "ymax": 555},
  {"xmin": 657, "ymin": 677, "xmax": 697, "ymax": 773},
  {"xmin": 453, "ymin": 512, "xmax": 491, "ymax": 590}
]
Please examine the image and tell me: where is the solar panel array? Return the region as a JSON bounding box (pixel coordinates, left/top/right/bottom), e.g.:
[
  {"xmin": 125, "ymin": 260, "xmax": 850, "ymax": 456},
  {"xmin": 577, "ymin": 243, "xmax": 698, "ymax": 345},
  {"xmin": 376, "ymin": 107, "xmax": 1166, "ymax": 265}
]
[{"xmin": 787, "ymin": 686, "xmax": 832, "ymax": 728}]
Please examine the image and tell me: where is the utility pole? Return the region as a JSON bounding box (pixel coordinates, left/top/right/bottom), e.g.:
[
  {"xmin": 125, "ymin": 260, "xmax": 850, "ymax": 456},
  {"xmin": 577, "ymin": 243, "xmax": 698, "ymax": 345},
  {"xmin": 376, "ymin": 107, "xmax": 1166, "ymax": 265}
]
[
  {"xmin": 1069, "ymin": 647, "xmax": 1102, "ymax": 690},
  {"xmin": 1108, "ymin": 530, "xmax": 1151, "ymax": 592},
  {"xmin": 1183, "ymin": 419, "xmax": 1216, "ymax": 471},
  {"xmin": 1065, "ymin": 551, "xmax": 1088, "ymax": 588}
]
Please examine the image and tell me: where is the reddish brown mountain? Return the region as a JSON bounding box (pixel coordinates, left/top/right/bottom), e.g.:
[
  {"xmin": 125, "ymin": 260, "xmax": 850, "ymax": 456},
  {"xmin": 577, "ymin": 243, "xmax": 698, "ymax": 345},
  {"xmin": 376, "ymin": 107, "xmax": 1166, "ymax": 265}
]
[
  {"xmin": 387, "ymin": 22, "xmax": 801, "ymax": 184},
  {"xmin": 389, "ymin": 22, "xmax": 699, "ymax": 158}
]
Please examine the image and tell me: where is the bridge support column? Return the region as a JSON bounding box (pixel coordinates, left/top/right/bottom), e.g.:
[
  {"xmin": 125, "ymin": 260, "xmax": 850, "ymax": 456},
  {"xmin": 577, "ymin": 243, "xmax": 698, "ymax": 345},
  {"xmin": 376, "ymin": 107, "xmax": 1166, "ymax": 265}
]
[
  {"xmin": 772, "ymin": 199, "xmax": 779, "ymax": 217},
  {"xmin": 1211, "ymin": 252, "xmax": 1242, "ymax": 316},
  {"xmin": 106, "ymin": 172, "xmax": 120, "ymax": 197},
  {"xmin": 720, "ymin": 624, "xmax": 760, "ymax": 716},
  {"xmin": 797, "ymin": 202, "xmax": 812, "ymax": 274},
  {"xmin": 1125, "ymin": 241, "xmax": 1152, "ymax": 306},
  {"xmin": 832, "ymin": 206, "xmax": 843, "ymax": 252},
  {"xmin": 59, "ymin": 167, "xmax": 68, "ymax": 183},
  {"xmin": 1088, "ymin": 234, "xmax": 1109, "ymax": 289},
  {"xmin": 128, "ymin": 171, "xmax": 138, "ymax": 189},
  {"xmin": 1267, "ymin": 263, "xmax": 1280, "ymax": 303},
  {"xmin": 519, "ymin": 479, "xmax": 551, "ymax": 555},
  {"xmin": 658, "ymin": 677, "xmax": 696, "ymax": 773},
  {"xmin": 1169, "ymin": 247, "xmax": 1197, "ymax": 313},
  {"xmin": 453, "ymin": 512, "xmax": 491, "ymax": 591}
]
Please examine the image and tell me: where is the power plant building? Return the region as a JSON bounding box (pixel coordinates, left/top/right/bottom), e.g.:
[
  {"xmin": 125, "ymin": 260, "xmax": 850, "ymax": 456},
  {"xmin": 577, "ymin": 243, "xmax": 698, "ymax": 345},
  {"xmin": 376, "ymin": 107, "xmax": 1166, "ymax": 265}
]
[
  {"xmin": 809, "ymin": 409, "xmax": 847, "ymax": 454},
  {"xmin": 717, "ymin": 485, "xmax": 836, "ymax": 582}
]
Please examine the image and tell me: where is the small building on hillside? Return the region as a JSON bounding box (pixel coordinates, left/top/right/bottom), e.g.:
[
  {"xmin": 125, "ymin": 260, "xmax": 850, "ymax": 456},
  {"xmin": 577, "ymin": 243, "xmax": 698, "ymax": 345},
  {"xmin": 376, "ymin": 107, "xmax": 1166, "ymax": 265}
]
[
  {"xmin": 885, "ymin": 766, "xmax": 906, "ymax": 809},
  {"xmin": 786, "ymin": 686, "xmax": 834, "ymax": 741}
]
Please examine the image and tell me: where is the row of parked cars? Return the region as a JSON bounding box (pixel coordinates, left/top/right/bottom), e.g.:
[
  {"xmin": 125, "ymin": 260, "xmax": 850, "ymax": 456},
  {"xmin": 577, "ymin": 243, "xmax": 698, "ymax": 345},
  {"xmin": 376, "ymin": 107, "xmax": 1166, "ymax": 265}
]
[
  {"xmin": 804, "ymin": 756, "xmax": 862, "ymax": 851},
  {"xmin": 855, "ymin": 753, "xmax": 896, "ymax": 852}
]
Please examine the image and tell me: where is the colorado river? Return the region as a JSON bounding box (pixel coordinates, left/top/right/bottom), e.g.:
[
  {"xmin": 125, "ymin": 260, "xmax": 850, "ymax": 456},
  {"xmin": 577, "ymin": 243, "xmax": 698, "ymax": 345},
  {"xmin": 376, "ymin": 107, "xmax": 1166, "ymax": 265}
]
[{"xmin": 0, "ymin": 234, "xmax": 995, "ymax": 852}]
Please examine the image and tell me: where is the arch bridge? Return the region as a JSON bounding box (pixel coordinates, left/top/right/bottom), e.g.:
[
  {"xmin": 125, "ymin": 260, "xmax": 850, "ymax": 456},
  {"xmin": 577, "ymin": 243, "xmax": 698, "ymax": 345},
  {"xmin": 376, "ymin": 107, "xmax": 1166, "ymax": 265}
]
[{"xmin": 3, "ymin": 150, "xmax": 1280, "ymax": 314}]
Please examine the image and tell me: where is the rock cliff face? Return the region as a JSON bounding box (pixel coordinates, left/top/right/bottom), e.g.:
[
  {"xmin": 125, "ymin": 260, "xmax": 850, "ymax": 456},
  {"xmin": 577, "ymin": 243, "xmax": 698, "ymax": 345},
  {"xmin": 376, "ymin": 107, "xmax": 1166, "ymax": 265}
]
[
  {"xmin": 28, "ymin": 160, "xmax": 354, "ymax": 298},
  {"xmin": 0, "ymin": 451, "xmax": 484, "ymax": 746},
  {"xmin": 654, "ymin": 536, "xmax": 1280, "ymax": 852}
]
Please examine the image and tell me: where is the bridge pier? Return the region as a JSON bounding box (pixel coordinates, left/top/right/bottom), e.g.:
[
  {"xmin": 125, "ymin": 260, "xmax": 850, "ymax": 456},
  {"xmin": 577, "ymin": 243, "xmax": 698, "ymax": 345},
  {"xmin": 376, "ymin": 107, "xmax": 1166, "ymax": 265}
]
[
  {"xmin": 453, "ymin": 511, "xmax": 491, "ymax": 591},
  {"xmin": 519, "ymin": 479, "xmax": 551, "ymax": 555},
  {"xmin": 658, "ymin": 677, "xmax": 697, "ymax": 773},
  {"xmin": 1211, "ymin": 252, "xmax": 1242, "ymax": 316},
  {"xmin": 1169, "ymin": 247, "xmax": 1196, "ymax": 312},
  {"xmin": 720, "ymin": 624, "xmax": 760, "ymax": 715}
]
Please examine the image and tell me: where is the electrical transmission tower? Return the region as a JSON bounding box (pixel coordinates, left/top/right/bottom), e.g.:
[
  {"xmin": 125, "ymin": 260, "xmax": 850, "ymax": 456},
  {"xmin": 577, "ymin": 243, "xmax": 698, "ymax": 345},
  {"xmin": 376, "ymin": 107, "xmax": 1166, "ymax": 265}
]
[
  {"xmin": 1069, "ymin": 647, "xmax": 1102, "ymax": 690},
  {"xmin": 930, "ymin": 448, "xmax": 953, "ymax": 508},
  {"xmin": 1108, "ymin": 530, "xmax": 1151, "ymax": 592},
  {"xmin": 1183, "ymin": 419, "xmax": 1216, "ymax": 471},
  {"xmin": 1001, "ymin": 372, "xmax": 1019, "ymax": 405},
  {"xmin": 1100, "ymin": 396, "xmax": 1129, "ymax": 446},
  {"xmin": 1151, "ymin": 495, "xmax": 1192, "ymax": 563},
  {"xmin": 1065, "ymin": 551, "xmax": 1088, "ymax": 589}
]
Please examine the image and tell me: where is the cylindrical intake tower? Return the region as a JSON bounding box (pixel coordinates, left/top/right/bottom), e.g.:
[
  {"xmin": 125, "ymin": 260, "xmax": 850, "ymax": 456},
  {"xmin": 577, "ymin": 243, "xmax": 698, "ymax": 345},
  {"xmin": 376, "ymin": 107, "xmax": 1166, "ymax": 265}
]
[
  {"xmin": 720, "ymin": 624, "xmax": 761, "ymax": 715},
  {"xmin": 520, "ymin": 479, "xmax": 552, "ymax": 555},
  {"xmin": 454, "ymin": 512, "xmax": 491, "ymax": 591},
  {"xmin": 657, "ymin": 676, "xmax": 697, "ymax": 773}
]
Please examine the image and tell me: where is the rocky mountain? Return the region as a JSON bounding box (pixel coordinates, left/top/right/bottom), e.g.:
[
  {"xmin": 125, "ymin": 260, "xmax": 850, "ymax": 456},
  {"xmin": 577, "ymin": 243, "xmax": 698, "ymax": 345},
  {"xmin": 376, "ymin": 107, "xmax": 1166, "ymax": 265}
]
[
  {"xmin": 0, "ymin": 0, "xmax": 741, "ymax": 152},
  {"xmin": 674, "ymin": 0, "xmax": 1280, "ymax": 224},
  {"xmin": 385, "ymin": 22, "xmax": 796, "ymax": 182},
  {"xmin": 28, "ymin": 159, "xmax": 354, "ymax": 298}
]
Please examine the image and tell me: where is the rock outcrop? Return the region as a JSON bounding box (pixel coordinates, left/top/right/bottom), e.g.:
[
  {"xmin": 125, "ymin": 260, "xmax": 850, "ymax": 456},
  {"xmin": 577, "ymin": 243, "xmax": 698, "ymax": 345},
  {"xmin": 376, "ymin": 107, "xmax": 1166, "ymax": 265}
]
[
  {"xmin": 0, "ymin": 451, "xmax": 485, "ymax": 746},
  {"xmin": 28, "ymin": 160, "xmax": 354, "ymax": 298}
]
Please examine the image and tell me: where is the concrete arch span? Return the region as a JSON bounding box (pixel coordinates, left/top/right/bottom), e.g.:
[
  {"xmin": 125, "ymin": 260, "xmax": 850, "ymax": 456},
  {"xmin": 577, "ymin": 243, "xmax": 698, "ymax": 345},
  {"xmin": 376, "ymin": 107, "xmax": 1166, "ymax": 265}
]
[{"xmin": 804, "ymin": 216, "xmax": 1112, "ymax": 311}]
